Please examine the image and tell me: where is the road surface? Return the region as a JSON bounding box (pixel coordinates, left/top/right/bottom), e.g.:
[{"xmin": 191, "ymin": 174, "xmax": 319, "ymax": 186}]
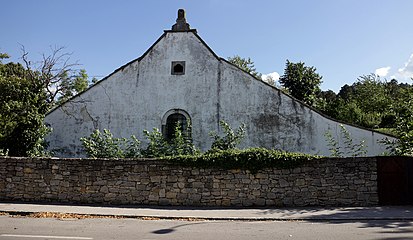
[{"xmin": 0, "ymin": 216, "xmax": 412, "ymax": 240}]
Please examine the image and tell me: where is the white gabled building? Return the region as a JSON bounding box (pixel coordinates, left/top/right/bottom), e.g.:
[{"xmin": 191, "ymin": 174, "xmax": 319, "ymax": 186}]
[{"xmin": 45, "ymin": 9, "xmax": 393, "ymax": 157}]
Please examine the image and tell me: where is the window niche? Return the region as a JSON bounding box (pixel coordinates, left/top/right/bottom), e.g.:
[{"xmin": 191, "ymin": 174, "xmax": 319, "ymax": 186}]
[
  {"xmin": 171, "ymin": 61, "xmax": 185, "ymax": 75},
  {"xmin": 161, "ymin": 109, "xmax": 191, "ymax": 141}
]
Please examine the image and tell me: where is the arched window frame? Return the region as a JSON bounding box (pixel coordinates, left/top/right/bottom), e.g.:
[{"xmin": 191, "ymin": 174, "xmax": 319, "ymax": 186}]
[
  {"xmin": 171, "ymin": 61, "xmax": 185, "ymax": 75},
  {"xmin": 161, "ymin": 109, "xmax": 191, "ymax": 141}
]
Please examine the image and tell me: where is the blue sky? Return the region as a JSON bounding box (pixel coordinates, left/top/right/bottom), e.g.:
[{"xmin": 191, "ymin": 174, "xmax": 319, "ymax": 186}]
[{"xmin": 3, "ymin": 0, "xmax": 413, "ymax": 92}]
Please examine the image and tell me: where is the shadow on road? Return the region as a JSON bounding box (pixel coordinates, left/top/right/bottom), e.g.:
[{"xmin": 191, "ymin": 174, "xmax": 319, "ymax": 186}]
[
  {"xmin": 151, "ymin": 222, "xmax": 206, "ymax": 235},
  {"xmin": 258, "ymin": 207, "xmax": 413, "ymax": 237}
]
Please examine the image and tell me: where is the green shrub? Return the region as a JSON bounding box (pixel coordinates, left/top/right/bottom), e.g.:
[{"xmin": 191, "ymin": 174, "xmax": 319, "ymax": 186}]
[
  {"xmin": 80, "ymin": 129, "xmax": 141, "ymax": 158},
  {"xmin": 141, "ymin": 128, "xmax": 170, "ymax": 158},
  {"xmin": 209, "ymin": 120, "xmax": 246, "ymax": 150},
  {"xmin": 168, "ymin": 122, "xmax": 199, "ymax": 156},
  {"xmin": 165, "ymin": 148, "xmax": 321, "ymax": 173},
  {"xmin": 141, "ymin": 123, "xmax": 199, "ymax": 158},
  {"xmin": 0, "ymin": 148, "xmax": 8, "ymax": 156}
]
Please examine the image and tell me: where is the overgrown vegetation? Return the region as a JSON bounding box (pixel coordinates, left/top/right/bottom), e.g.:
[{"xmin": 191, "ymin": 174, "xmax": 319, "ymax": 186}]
[
  {"xmin": 0, "ymin": 53, "xmax": 50, "ymax": 156},
  {"xmin": 0, "ymin": 48, "xmax": 90, "ymax": 157},
  {"xmin": 81, "ymin": 121, "xmax": 199, "ymax": 158},
  {"xmin": 80, "ymin": 120, "xmax": 321, "ymax": 172},
  {"xmin": 379, "ymin": 92, "xmax": 413, "ymax": 156},
  {"xmin": 141, "ymin": 123, "xmax": 199, "ymax": 158},
  {"xmin": 80, "ymin": 129, "xmax": 141, "ymax": 158},
  {"xmin": 209, "ymin": 120, "xmax": 246, "ymax": 151},
  {"xmin": 324, "ymin": 124, "xmax": 367, "ymax": 157},
  {"xmin": 166, "ymin": 148, "xmax": 321, "ymax": 173}
]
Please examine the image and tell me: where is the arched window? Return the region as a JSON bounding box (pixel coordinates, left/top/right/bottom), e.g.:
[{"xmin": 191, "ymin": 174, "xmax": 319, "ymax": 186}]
[
  {"xmin": 162, "ymin": 109, "xmax": 191, "ymax": 141},
  {"xmin": 173, "ymin": 64, "xmax": 184, "ymax": 73},
  {"xmin": 165, "ymin": 113, "xmax": 187, "ymax": 140},
  {"xmin": 171, "ymin": 61, "xmax": 185, "ymax": 75}
]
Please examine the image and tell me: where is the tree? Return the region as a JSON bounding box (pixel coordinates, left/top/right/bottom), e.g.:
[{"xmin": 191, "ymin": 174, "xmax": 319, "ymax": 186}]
[
  {"xmin": 382, "ymin": 86, "xmax": 413, "ymax": 156},
  {"xmin": 57, "ymin": 69, "xmax": 89, "ymax": 104},
  {"xmin": 324, "ymin": 74, "xmax": 397, "ymax": 129},
  {"xmin": 0, "ymin": 53, "xmax": 49, "ymax": 156},
  {"xmin": 20, "ymin": 46, "xmax": 88, "ymax": 106},
  {"xmin": 0, "ymin": 47, "xmax": 87, "ymax": 156},
  {"xmin": 279, "ymin": 60, "xmax": 323, "ymax": 106},
  {"xmin": 227, "ymin": 55, "xmax": 262, "ymax": 79}
]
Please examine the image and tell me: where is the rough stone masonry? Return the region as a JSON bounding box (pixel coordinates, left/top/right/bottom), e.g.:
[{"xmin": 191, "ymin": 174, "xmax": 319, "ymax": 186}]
[{"xmin": 0, "ymin": 157, "xmax": 378, "ymax": 207}]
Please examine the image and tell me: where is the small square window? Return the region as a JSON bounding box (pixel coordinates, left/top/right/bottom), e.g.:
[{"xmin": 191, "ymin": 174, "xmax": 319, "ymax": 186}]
[{"xmin": 171, "ymin": 61, "xmax": 185, "ymax": 75}]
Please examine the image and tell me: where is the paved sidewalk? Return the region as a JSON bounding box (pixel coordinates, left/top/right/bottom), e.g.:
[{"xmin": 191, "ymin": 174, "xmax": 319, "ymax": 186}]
[{"xmin": 1, "ymin": 203, "xmax": 412, "ymax": 221}]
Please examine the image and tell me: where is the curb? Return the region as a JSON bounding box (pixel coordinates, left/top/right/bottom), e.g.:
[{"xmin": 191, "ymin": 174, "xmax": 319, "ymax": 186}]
[{"xmin": 2, "ymin": 210, "xmax": 413, "ymax": 222}]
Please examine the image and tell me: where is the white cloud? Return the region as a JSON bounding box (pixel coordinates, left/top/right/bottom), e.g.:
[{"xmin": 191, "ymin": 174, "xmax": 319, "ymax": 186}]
[
  {"xmin": 395, "ymin": 53, "xmax": 413, "ymax": 81},
  {"xmin": 374, "ymin": 66, "xmax": 391, "ymax": 77},
  {"xmin": 261, "ymin": 72, "xmax": 280, "ymax": 85}
]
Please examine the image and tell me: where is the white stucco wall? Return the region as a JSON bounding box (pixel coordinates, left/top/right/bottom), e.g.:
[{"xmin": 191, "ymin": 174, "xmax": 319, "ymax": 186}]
[{"xmin": 45, "ymin": 30, "xmax": 394, "ymax": 157}]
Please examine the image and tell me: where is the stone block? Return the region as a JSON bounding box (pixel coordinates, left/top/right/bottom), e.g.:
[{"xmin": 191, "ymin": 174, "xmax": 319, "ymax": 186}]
[
  {"xmin": 192, "ymin": 182, "xmax": 204, "ymax": 188},
  {"xmin": 150, "ymin": 176, "xmax": 161, "ymax": 183},
  {"xmin": 279, "ymin": 179, "xmax": 289, "ymax": 187},
  {"xmin": 177, "ymin": 182, "xmax": 185, "ymax": 189},
  {"xmin": 50, "ymin": 180, "xmax": 60, "ymax": 186},
  {"xmin": 100, "ymin": 186, "xmax": 109, "ymax": 193},
  {"xmin": 148, "ymin": 194, "xmax": 159, "ymax": 201},
  {"xmin": 167, "ymin": 175, "xmax": 178, "ymax": 182},
  {"xmin": 159, "ymin": 198, "xmax": 170, "ymax": 205},
  {"xmin": 255, "ymin": 173, "xmax": 268, "ymax": 179},
  {"xmin": 166, "ymin": 191, "xmax": 177, "ymax": 199},
  {"xmin": 255, "ymin": 198, "xmax": 266, "ymax": 206},
  {"xmin": 295, "ymin": 179, "xmax": 306, "ymax": 186},
  {"xmin": 159, "ymin": 189, "xmax": 166, "ymax": 198}
]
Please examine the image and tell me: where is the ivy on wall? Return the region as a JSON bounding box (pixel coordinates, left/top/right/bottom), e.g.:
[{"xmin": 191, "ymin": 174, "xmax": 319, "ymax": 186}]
[{"xmin": 165, "ymin": 148, "xmax": 322, "ymax": 173}]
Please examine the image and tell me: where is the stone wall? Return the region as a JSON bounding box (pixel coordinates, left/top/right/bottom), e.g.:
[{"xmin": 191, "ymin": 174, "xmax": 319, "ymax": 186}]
[{"xmin": 0, "ymin": 157, "xmax": 378, "ymax": 207}]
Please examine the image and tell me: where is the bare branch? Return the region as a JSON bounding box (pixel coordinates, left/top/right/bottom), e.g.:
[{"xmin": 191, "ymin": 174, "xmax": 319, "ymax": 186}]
[{"xmin": 17, "ymin": 45, "xmax": 82, "ymax": 105}]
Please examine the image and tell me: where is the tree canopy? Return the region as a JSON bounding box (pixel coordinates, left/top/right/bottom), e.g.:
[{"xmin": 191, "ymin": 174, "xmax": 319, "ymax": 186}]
[
  {"xmin": 0, "ymin": 48, "xmax": 90, "ymax": 156},
  {"xmin": 0, "ymin": 53, "xmax": 49, "ymax": 156},
  {"xmin": 227, "ymin": 55, "xmax": 262, "ymax": 79},
  {"xmin": 279, "ymin": 60, "xmax": 323, "ymax": 106}
]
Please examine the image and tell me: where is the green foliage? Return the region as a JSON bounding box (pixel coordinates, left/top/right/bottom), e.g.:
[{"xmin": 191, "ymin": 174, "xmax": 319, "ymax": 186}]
[
  {"xmin": 0, "ymin": 53, "xmax": 10, "ymax": 61},
  {"xmin": 227, "ymin": 55, "xmax": 262, "ymax": 79},
  {"xmin": 80, "ymin": 129, "xmax": 141, "ymax": 158},
  {"xmin": 318, "ymin": 75, "xmax": 410, "ymax": 130},
  {"xmin": 324, "ymin": 131, "xmax": 343, "ymax": 157},
  {"xmin": 141, "ymin": 122, "xmax": 199, "ymax": 158},
  {"xmin": 125, "ymin": 135, "xmax": 142, "ymax": 158},
  {"xmin": 168, "ymin": 122, "xmax": 199, "ymax": 156},
  {"xmin": 57, "ymin": 69, "xmax": 89, "ymax": 104},
  {"xmin": 79, "ymin": 124, "xmax": 322, "ymax": 172},
  {"xmin": 380, "ymin": 88, "xmax": 413, "ymax": 156},
  {"xmin": 141, "ymin": 128, "xmax": 170, "ymax": 158},
  {"xmin": 166, "ymin": 148, "xmax": 322, "ymax": 173},
  {"xmin": 279, "ymin": 60, "xmax": 323, "ymax": 106},
  {"xmin": 324, "ymin": 124, "xmax": 368, "ymax": 157},
  {"xmin": 0, "ymin": 149, "xmax": 9, "ymax": 156},
  {"xmin": 0, "ymin": 57, "xmax": 50, "ymax": 157},
  {"xmin": 82, "ymin": 122, "xmax": 199, "ymax": 158},
  {"xmin": 209, "ymin": 120, "xmax": 246, "ymax": 150}
]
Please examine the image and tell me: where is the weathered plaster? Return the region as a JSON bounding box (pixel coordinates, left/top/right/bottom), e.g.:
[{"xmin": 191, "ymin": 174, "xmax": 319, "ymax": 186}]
[{"xmin": 45, "ymin": 30, "xmax": 395, "ymax": 157}]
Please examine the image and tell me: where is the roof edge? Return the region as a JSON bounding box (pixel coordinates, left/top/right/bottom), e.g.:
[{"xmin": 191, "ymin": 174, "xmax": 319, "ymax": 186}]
[{"xmin": 46, "ymin": 32, "xmax": 169, "ymax": 116}]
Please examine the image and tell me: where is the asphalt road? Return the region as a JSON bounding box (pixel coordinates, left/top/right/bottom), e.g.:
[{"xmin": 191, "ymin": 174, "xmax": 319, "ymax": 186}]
[{"xmin": 0, "ymin": 216, "xmax": 412, "ymax": 240}]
